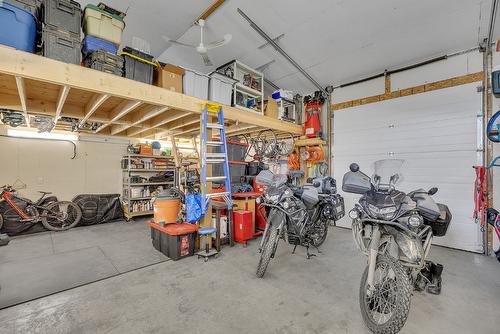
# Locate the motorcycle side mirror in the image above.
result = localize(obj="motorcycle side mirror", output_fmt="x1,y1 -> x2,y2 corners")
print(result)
349,163 -> 359,172
261,163 -> 269,170
428,187 -> 438,196
313,181 -> 321,188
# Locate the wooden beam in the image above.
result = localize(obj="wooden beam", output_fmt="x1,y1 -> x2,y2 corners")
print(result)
331,71 -> 484,111
96,100 -> 142,133
226,124 -> 259,135
154,115 -> 200,139
110,105 -> 169,135
127,110 -> 190,137
79,93 -> 109,127
0,47 -> 302,134
15,76 -> 29,127
54,85 -> 70,125
196,0 -> 225,21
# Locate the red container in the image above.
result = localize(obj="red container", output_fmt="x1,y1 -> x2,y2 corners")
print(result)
233,211 -> 253,244
147,221 -> 198,261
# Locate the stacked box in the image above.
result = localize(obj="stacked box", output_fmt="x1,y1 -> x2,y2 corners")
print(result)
41,0 -> 81,64
83,49 -> 123,76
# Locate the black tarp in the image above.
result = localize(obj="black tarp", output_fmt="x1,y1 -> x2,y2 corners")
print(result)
0,196 -> 57,236
71,194 -> 124,226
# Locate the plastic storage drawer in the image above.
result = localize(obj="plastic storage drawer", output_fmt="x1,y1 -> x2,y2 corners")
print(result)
0,2 -> 37,52
121,47 -> 155,84
183,68 -> 209,99
83,4 -> 124,46
4,0 -> 41,20
42,26 -> 80,64
43,0 -> 81,35
82,35 -> 118,56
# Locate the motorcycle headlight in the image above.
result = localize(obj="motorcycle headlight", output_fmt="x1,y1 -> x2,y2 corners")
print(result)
349,208 -> 360,219
367,204 -> 397,220
408,214 -> 423,228
395,232 -> 423,263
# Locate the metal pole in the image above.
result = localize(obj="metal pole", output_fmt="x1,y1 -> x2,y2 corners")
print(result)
237,8 -> 326,95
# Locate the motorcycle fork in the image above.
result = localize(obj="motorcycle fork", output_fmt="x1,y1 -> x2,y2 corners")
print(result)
366,225 -> 381,293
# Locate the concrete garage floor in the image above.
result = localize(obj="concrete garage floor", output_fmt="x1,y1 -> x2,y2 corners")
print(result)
0,220 -> 168,309
0,226 -> 499,334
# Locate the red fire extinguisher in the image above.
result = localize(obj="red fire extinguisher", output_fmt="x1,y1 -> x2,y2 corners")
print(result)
304,101 -> 322,138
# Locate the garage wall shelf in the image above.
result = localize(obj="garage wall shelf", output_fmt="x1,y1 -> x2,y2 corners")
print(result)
122,154 -> 177,219
0,46 -> 301,140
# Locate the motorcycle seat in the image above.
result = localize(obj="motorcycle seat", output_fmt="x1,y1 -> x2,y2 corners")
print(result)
38,191 -> 52,195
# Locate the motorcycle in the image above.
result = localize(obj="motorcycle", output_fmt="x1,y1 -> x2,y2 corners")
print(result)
342,159 -> 452,334
255,169 -> 345,278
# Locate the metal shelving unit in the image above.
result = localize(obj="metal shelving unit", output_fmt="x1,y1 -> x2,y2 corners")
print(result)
216,60 -> 264,115
122,154 -> 177,219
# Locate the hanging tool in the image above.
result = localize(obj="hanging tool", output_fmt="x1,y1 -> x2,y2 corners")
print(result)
200,103 -> 233,214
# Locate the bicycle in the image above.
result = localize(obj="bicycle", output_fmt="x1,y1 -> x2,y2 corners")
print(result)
237,130 -> 295,160
0,185 -> 82,232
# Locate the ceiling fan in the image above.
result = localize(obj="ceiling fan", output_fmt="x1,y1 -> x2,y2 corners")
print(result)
162,19 -> 232,66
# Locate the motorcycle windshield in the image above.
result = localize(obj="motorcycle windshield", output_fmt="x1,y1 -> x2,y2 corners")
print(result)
373,159 -> 405,190
256,170 -> 287,188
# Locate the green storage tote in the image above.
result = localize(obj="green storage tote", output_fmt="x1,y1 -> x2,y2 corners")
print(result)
83,4 -> 124,46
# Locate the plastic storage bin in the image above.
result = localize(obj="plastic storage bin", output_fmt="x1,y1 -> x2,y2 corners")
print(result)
83,4 -> 124,46
0,2 -> 37,52
82,35 -> 118,56
209,72 -> 237,105
43,0 -> 81,35
84,49 -> 123,68
4,0 -> 41,20
83,59 -> 122,76
148,221 -> 198,261
42,26 -> 80,64
183,68 -> 209,99
121,47 -> 155,84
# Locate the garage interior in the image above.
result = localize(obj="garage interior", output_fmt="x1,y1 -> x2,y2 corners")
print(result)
0,1 -> 500,333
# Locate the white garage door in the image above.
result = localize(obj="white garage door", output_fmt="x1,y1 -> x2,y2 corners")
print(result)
333,83 -> 482,252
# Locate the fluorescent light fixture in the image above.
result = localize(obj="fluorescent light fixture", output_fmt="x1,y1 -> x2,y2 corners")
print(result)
7,129 -> 78,141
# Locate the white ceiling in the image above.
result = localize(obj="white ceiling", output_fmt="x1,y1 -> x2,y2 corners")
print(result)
79,0 -> 497,94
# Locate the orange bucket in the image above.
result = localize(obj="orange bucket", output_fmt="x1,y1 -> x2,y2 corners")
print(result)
153,197 -> 180,224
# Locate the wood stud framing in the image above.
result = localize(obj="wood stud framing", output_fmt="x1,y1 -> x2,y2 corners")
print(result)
331,72 -> 484,111
54,85 -> 70,125
14,76 -> 29,127
79,93 -> 110,127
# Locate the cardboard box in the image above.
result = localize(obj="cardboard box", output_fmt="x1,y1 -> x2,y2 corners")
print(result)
140,144 -> 153,156
265,96 -> 279,119
154,63 -> 184,93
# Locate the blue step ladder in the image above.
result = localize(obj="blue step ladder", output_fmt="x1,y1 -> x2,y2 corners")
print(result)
200,103 -> 233,214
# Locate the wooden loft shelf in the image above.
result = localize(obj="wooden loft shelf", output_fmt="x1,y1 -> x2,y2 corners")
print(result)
294,138 -> 326,147
0,46 -> 302,138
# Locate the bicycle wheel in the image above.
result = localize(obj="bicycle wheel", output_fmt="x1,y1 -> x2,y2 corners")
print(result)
41,201 -> 82,231
279,133 -> 295,156
257,129 -> 278,158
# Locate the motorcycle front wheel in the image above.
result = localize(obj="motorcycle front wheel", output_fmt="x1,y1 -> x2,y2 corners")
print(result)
359,255 -> 411,334
41,201 -> 82,231
311,220 -> 328,247
256,225 -> 279,278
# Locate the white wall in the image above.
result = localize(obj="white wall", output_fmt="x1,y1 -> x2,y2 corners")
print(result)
0,126 -> 129,201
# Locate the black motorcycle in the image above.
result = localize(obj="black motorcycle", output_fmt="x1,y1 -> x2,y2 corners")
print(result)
342,159 -> 452,334
255,170 -> 345,278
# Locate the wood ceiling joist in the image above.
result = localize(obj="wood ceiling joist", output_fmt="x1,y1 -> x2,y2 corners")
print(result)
153,115 -> 200,140
54,85 -> 70,125
79,93 -> 110,127
14,76 -> 29,127
196,0 -> 226,21
95,99 -> 143,133
110,105 -> 170,135
127,110 -> 191,137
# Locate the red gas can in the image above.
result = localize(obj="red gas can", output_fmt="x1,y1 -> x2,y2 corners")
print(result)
233,210 -> 253,245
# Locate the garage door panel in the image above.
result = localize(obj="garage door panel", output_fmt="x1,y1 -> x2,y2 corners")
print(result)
333,83 -> 482,252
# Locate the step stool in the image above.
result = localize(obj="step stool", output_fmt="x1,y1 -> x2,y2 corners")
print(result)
197,227 -> 219,261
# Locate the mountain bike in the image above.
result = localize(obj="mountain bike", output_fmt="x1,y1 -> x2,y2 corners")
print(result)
0,185 -> 82,232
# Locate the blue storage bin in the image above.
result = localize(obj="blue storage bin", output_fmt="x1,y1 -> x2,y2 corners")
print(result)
82,35 -> 118,56
0,2 -> 36,52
